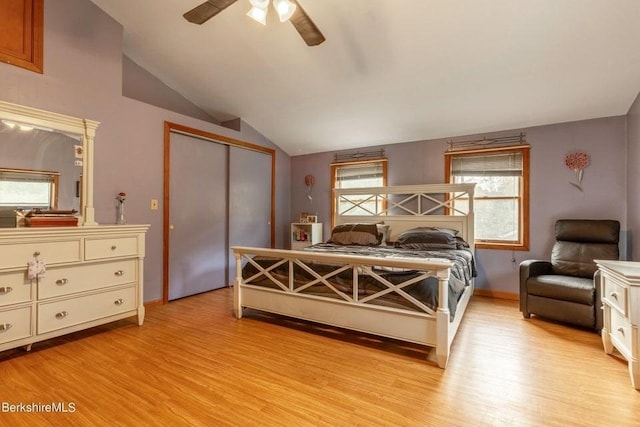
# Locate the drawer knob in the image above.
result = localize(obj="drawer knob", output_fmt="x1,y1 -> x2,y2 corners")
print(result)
56,278 -> 69,286
114,270 -> 125,277
114,298 -> 124,306
111,245 -> 117,251
0,323 -> 12,332
55,311 -> 68,319
610,292 -> 619,299
0,286 -> 13,294
617,327 -> 625,335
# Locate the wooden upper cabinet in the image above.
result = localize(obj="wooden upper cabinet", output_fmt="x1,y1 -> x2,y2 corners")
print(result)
0,0 -> 43,73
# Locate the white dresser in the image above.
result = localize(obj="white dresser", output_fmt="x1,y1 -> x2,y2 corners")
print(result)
596,259 -> 640,389
0,225 -> 148,353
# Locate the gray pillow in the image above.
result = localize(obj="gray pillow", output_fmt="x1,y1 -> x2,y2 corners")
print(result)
329,223 -> 381,246
394,227 -> 457,250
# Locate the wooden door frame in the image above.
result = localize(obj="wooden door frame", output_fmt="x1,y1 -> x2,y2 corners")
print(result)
163,121 -> 276,304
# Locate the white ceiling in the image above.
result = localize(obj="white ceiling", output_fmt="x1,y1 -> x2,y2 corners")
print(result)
90,0 -> 640,156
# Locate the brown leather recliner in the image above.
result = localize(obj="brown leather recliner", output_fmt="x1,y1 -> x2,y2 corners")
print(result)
520,219 -> 620,330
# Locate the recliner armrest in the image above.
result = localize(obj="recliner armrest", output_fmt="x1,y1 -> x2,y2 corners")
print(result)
519,260 -> 553,315
519,259 -> 553,281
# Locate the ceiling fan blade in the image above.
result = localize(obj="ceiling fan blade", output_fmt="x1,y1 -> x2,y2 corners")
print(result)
183,0 -> 238,25
290,1 -> 326,46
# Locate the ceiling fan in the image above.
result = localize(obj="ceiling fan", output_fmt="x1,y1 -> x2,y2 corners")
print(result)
183,0 -> 326,46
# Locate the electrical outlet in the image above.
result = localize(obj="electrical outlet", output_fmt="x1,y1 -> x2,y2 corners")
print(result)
151,199 -> 159,210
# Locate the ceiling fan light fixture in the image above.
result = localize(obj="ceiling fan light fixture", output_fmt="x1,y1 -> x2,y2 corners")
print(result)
273,0 -> 296,22
247,4 -> 268,25
1,119 -> 16,129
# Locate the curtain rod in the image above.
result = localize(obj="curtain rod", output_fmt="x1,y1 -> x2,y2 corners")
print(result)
446,133 -> 527,152
333,149 -> 386,163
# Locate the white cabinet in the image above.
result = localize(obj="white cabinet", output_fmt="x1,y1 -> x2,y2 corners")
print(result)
0,225 -> 148,353
291,223 -> 323,250
596,259 -> 640,389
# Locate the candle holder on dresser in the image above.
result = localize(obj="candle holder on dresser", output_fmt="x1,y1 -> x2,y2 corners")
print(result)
115,192 -> 126,224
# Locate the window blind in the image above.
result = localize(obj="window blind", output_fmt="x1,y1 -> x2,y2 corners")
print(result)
335,162 -> 384,182
0,169 -> 58,183
450,152 -> 523,177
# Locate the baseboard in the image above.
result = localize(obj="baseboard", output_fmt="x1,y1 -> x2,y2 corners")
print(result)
473,289 -> 519,301
144,299 -> 164,308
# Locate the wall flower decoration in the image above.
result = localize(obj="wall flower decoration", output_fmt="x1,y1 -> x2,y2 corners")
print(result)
565,151 -> 590,192
304,174 -> 315,205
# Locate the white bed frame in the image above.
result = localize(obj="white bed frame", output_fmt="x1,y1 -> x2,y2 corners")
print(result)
232,183 -> 475,368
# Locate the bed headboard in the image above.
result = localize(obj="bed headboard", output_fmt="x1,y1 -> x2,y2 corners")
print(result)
333,183 -> 476,249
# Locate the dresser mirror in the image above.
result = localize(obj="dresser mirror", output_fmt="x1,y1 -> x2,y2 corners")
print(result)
0,100 -> 99,226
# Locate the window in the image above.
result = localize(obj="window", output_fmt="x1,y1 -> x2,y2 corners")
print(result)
445,146 -> 530,250
0,168 -> 58,209
331,159 -> 387,225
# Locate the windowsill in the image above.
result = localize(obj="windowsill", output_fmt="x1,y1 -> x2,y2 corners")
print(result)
475,242 -> 529,251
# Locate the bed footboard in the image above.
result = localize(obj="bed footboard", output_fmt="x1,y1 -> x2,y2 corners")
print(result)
232,246 -> 471,368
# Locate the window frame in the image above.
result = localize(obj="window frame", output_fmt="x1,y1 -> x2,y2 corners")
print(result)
330,158 -> 388,227
445,145 -> 530,251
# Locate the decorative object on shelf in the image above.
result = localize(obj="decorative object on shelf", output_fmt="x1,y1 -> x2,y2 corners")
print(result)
115,192 -> 126,225
565,151 -> 590,192
299,212 -> 308,223
304,174 -> 315,206
24,209 -> 79,227
307,215 -> 318,223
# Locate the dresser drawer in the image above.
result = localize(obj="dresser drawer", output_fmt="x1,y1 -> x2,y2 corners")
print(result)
602,274 -> 627,316
0,240 -> 81,269
37,285 -> 137,334
0,271 -> 32,306
38,260 -> 137,299
0,306 -> 32,345
85,237 -> 138,260
610,307 -> 633,358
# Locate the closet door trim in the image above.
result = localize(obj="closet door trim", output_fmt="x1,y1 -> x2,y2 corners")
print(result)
162,121 -> 276,304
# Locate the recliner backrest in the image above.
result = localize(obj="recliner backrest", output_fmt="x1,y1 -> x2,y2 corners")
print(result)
551,219 -> 620,278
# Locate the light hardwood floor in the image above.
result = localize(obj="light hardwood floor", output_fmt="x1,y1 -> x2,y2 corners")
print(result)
1,289 -> 639,426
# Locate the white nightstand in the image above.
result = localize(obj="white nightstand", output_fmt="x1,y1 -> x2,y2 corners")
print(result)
291,223 -> 323,250
596,259 -> 640,389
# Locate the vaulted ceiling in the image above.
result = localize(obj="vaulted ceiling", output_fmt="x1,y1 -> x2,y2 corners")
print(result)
90,0 -> 640,155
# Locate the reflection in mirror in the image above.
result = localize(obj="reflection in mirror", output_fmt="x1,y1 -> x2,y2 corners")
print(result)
0,120 -> 82,212
0,100 -> 99,226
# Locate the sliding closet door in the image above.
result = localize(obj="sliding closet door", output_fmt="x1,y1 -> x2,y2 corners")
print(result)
228,146 -> 272,282
168,132 -> 228,300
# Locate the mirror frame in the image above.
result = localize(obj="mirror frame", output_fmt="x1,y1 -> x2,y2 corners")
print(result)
0,100 -> 99,226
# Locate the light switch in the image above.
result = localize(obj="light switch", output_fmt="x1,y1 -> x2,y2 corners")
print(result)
151,199 -> 159,210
